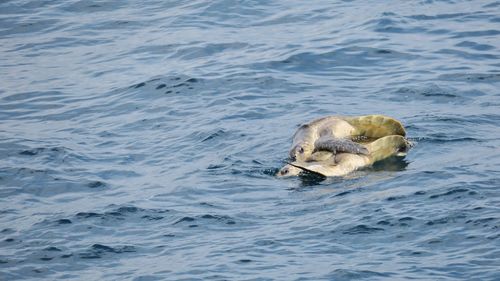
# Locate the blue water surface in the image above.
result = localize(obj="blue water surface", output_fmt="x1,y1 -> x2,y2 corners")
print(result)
1,0 -> 500,280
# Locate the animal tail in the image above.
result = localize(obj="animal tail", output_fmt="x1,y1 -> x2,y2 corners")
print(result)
365,135 -> 410,163
341,115 -> 406,138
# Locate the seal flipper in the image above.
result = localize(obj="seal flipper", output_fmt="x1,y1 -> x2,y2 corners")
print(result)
314,137 -> 369,155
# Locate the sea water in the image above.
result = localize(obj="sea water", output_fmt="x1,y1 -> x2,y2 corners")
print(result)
1,1 -> 499,280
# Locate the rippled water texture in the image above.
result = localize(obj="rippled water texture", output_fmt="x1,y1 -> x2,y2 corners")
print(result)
1,1 -> 500,280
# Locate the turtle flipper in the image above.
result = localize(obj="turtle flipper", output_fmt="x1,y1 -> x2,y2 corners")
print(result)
314,137 -> 369,155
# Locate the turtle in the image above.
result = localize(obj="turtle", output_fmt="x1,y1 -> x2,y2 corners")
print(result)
289,115 -> 406,162
278,135 -> 411,177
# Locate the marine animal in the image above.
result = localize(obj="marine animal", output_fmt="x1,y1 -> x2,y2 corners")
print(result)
289,115 -> 406,162
278,135 -> 410,177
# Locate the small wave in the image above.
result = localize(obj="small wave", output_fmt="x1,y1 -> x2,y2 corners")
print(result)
173,214 -> 236,226
426,213 -> 467,226
62,206 -> 171,226
342,224 -> 384,235
455,41 -> 495,51
371,17 -> 427,34
389,84 -> 475,104
438,73 -> 500,83
407,13 -> 469,21
255,47 -> 419,73
328,269 -> 394,280
79,244 -> 136,259
428,187 -> 471,199
450,29 -> 500,38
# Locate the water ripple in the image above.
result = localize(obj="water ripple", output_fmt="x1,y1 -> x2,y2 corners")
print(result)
1,0 -> 500,280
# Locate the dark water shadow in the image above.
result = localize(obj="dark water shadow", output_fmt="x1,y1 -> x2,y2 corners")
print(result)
370,156 -> 410,172
297,172 -> 327,187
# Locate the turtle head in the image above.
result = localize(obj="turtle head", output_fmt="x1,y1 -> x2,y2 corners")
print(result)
277,164 -> 303,177
289,142 -> 313,161
396,138 -> 413,156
